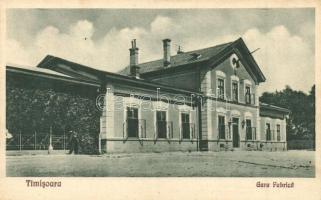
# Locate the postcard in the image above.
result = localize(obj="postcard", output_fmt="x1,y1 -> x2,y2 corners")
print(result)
0,0 -> 320,199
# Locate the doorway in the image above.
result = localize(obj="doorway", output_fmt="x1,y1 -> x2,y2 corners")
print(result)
232,118 -> 239,148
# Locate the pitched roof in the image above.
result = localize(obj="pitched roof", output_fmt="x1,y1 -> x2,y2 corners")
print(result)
36,55 -> 202,96
6,65 -> 100,87
119,38 -> 266,83
260,102 -> 290,114
6,63 -> 71,78
119,41 -> 232,75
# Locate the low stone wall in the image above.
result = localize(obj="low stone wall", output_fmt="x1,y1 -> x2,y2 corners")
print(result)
240,141 -> 261,150
240,141 -> 286,151
207,140 -> 286,152
260,141 -> 287,151
101,139 -> 287,153
207,140 -> 233,151
105,139 -> 198,153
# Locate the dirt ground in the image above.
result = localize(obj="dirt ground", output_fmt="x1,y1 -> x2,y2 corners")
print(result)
6,150 -> 315,177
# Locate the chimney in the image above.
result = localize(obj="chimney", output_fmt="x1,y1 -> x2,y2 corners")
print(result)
129,39 -> 140,79
177,45 -> 184,54
162,38 -> 171,67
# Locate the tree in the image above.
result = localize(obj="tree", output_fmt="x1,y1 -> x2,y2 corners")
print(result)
6,85 -> 101,154
260,85 -> 315,144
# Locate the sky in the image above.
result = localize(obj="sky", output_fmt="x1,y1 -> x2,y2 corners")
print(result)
6,9 -> 315,94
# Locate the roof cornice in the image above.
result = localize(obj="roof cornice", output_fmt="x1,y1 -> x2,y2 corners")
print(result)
6,65 -> 100,87
36,55 -> 202,96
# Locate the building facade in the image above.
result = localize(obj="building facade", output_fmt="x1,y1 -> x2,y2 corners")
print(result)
9,37 -> 289,153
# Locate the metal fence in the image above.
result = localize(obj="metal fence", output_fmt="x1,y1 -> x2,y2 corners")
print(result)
6,132 -> 68,151
288,139 -> 315,150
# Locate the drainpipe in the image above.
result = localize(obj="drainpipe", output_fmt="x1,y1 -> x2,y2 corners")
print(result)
197,95 -> 203,151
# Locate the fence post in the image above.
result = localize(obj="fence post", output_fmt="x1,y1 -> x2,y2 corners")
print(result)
19,130 -> 22,151
63,128 -> 65,151
48,126 -> 53,154
98,133 -> 101,154
34,131 -> 37,150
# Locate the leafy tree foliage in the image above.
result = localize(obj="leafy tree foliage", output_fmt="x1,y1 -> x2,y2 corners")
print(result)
6,85 -> 101,154
260,85 -> 315,145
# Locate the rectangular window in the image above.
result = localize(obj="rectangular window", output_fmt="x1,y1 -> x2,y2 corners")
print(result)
246,119 -> 252,140
277,124 -> 281,141
181,113 -> 190,139
266,123 -> 271,141
218,78 -> 225,100
127,107 -> 139,138
245,86 -> 251,104
156,111 -> 167,138
218,116 -> 225,139
232,82 -> 238,102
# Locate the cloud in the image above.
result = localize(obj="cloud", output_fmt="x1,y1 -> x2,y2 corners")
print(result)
6,16 -> 314,93
69,20 -> 94,39
242,25 -> 314,94
150,16 -> 175,36
6,38 -> 32,66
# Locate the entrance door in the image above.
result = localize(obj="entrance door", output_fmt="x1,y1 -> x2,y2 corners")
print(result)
156,111 -> 167,138
127,107 -> 138,137
232,118 -> 239,148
